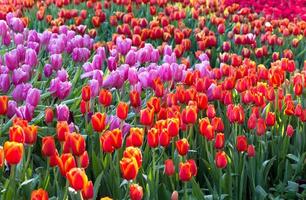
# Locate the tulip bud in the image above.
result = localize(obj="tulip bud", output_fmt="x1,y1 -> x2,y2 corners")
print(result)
41,136 -> 56,157
164,159 -> 175,176
67,167 -> 88,191
247,145 -> 255,157
215,151 -> 227,168
236,135 -> 248,152
176,138 -> 189,156
129,184 -> 143,200
45,107 -> 54,123
286,124 -> 294,137
31,189 -> 49,200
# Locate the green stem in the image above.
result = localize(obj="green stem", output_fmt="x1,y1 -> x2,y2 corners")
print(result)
184,182 -> 188,200
22,145 -> 32,180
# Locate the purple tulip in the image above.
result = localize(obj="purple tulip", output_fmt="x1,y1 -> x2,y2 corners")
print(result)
40,30 -> 51,45
128,67 -> 139,85
195,61 -> 212,78
92,55 -> 102,70
0,20 -> 8,36
44,64 -> 53,77
137,48 -> 150,64
57,69 -> 69,82
125,50 -> 137,66
0,74 -> 10,93
82,62 -> 93,73
16,45 -> 26,63
163,53 -> 176,64
92,70 -> 103,86
25,48 -> 37,67
107,57 -> 117,71
151,49 -> 160,63
198,53 -> 209,62
116,37 -> 132,55
159,63 -> 172,82
89,79 -> 99,97
163,45 -> 172,56
7,100 -> 17,118
4,50 -> 18,70
27,41 -> 40,54
96,47 -> 106,61
49,54 -> 62,70
56,104 -> 70,121
171,63 -> 184,82
138,71 -> 149,88
72,47 -> 90,62
49,78 -> 72,100
26,88 -> 41,107
14,33 -> 24,45
28,30 -> 40,43
16,104 -> 35,121
12,68 -> 28,85
9,17 -> 24,33
2,32 -> 11,46
12,83 -> 32,102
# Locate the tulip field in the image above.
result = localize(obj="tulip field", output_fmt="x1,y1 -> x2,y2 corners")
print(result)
0,0 -> 306,199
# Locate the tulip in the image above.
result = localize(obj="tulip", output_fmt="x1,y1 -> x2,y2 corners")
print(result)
215,151 -> 227,168
123,147 -> 142,168
199,118 -> 214,141
41,136 -> 56,157
99,89 -> 112,107
4,141 -> 23,165
80,151 -> 89,169
0,146 -> 3,168
182,105 -> 197,124
128,128 -> 144,147
91,112 -> 106,132
247,145 -> 255,157
82,181 -> 94,200
179,160 -> 197,182
25,48 -> 37,67
67,167 -> 88,191
100,131 -> 115,153
30,189 -> 49,200
286,124 -> 294,137
24,125 -> 38,145
45,107 -> 54,123
116,102 -> 128,120
68,133 -> 86,156
129,184 -> 143,200
167,118 -> 180,137
56,104 -> 70,121
215,133 -> 225,149
82,85 -> 91,102
57,153 -> 77,177
159,128 -> 170,147
50,54 -> 62,70
266,112 -> 275,126
256,118 -> 266,136
236,135 -> 248,152
176,138 -> 189,156
140,108 -> 154,126
130,90 -> 141,108
206,104 -> 216,119
9,125 -> 25,143
120,157 -> 139,180
0,96 -> 8,115
56,121 -> 70,142
197,93 -> 208,110
147,128 -> 159,148
164,159 -> 175,176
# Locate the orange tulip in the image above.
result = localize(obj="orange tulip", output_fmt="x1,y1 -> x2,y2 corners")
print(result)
176,138 -> 189,156
100,131 -> 115,153
128,128 -> 144,147
197,93 -> 208,110
123,147 -> 142,168
68,133 -> 86,156
214,133 -> 225,149
130,90 -> 141,108
99,89 -> 112,107
120,157 -> 139,180
199,118 -> 214,141
110,129 -> 123,149
179,159 -> 197,182
140,108 -> 154,126
57,153 -> 76,177
41,136 -> 56,157
0,96 -> 8,115
56,121 -> 70,142
67,167 -> 88,191
91,112 -> 106,132
117,102 -> 129,120
31,188 -> 49,200
147,97 -> 161,113
24,125 -> 38,145
9,125 -> 25,143
81,85 -> 91,102
129,184 -> 143,200
4,141 -> 23,165
44,107 -> 54,123
82,181 -> 94,200
0,146 -> 4,168
159,128 -> 170,147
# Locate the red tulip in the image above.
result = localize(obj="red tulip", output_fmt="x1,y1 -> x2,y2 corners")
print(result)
0,96 -> 8,115
99,89 -> 112,107
9,125 -> 25,143
164,159 -> 175,176
286,124 -> 294,137
117,102 -> 129,120
67,167 -> 88,191
81,85 -> 91,102
236,135 -> 248,152
147,128 -> 159,148
56,121 -> 70,142
129,184 -> 143,200
140,108 -> 154,126
31,189 -> 49,200
41,136 -> 56,157
68,133 -> 86,156
24,125 -> 38,145
82,181 -> 94,200
45,107 -> 54,123
266,112 -> 275,126
214,133 -> 225,149
91,112 -> 106,132
215,151 -> 227,169
176,138 -> 189,156
247,145 -> 255,157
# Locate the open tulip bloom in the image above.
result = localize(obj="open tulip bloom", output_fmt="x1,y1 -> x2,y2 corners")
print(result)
0,0 -> 305,200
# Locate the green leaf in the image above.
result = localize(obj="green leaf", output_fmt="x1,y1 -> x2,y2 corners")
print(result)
286,181 -> 299,192
255,185 -> 268,199
93,172 -> 103,200
286,154 -> 299,163
191,178 -> 204,199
